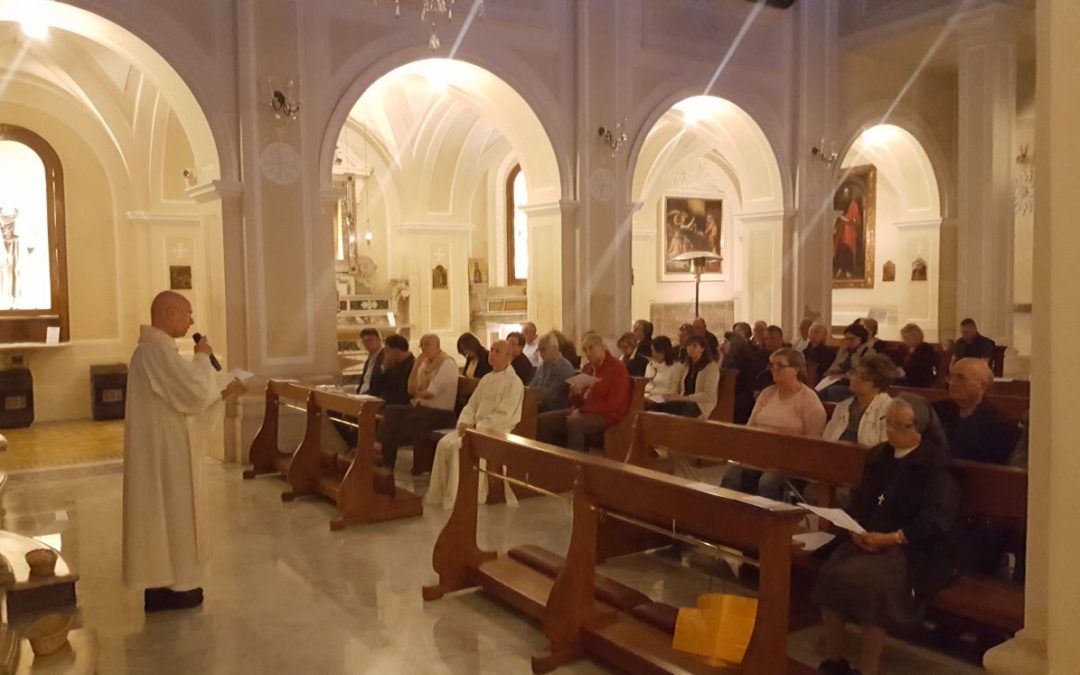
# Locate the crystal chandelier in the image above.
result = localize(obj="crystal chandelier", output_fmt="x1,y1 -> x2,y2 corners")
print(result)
376,0 -> 485,50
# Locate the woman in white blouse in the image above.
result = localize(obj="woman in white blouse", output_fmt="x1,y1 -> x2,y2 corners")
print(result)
644,336 -> 685,399
822,353 -> 896,446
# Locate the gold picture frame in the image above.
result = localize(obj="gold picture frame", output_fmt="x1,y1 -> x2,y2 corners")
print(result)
832,164 -> 876,289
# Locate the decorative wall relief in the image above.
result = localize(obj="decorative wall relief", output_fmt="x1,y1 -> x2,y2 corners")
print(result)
882,260 -> 896,282
468,258 -> 487,285
661,195 -> 723,280
832,164 -> 876,289
1014,147 -> 1034,216
911,257 -> 928,282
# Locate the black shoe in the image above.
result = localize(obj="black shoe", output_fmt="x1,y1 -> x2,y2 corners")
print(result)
144,587 -> 204,612
818,659 -> 858,675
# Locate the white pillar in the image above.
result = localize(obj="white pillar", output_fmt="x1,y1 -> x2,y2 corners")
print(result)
983,1 -> 1080,672
788,0 -> 839,333
522,200 -> 568,335
572,0 -> 633,340
955,3 -> 1017,345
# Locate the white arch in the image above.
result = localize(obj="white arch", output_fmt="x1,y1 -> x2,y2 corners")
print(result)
327,58 -> 561,207
0,0 -> 220,181
630,95 -> 787,326
832,123 -> 943,340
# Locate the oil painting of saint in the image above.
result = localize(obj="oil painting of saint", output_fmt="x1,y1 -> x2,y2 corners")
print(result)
662,196 -> 723,280
831,164 -> 876,289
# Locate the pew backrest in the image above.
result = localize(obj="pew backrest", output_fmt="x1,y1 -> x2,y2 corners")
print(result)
708,368 -> 738,423
889,386 -> 1028,424
601,377 -> 647,460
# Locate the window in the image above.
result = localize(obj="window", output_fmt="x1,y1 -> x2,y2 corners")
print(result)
506,164 -> 528,285
0,125 -> 69,342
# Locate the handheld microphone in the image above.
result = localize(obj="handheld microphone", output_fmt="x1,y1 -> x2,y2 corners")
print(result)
192,333 -> 222,371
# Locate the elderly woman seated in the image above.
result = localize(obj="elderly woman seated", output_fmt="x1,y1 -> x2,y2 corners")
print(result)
802,322 -> 834,384
721,348 -> 826,500
822,354 -> 897,447
814,395 -> 957,675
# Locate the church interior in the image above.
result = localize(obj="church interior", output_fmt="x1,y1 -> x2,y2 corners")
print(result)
0,0 -> 1075,672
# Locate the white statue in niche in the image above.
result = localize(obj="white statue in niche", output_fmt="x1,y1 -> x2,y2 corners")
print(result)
0,206 -> 47,310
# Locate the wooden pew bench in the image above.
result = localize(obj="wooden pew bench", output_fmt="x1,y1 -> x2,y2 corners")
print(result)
244,380 -> 423,530
889,385 -> 1028,424
422,429 -> 809,674
244,380 -> 317,479
621,413 -> 1027,640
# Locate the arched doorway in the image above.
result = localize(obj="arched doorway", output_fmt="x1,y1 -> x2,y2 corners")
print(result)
630,95 -> 785,338
322,58 -> 562,358
0,2 -> 226,425
831,123 -> 942,340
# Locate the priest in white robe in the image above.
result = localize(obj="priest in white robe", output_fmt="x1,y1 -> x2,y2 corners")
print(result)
426,340 -> 523,510
122,291 -> 244,612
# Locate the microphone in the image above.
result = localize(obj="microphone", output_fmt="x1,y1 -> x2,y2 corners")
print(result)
192,333 -> 222,371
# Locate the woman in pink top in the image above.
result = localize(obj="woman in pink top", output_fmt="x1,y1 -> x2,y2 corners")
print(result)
721,348 -> 827,501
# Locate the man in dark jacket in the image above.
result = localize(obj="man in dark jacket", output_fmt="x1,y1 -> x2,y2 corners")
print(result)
932,358 -> 1019,465
369,334 -> 415,405
506,331 -> 536,384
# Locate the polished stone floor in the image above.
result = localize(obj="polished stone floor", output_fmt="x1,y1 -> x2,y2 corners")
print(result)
1,456 -> 984,674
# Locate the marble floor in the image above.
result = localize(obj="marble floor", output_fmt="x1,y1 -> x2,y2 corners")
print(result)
0,456 -> 985,674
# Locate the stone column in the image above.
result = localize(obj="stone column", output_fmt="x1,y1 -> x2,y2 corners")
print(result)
984,1 -> 1080,672
572,0 -> 634,340
522,200 -> 566,334
788,0 -> 839,333
955,4 -> 1017,345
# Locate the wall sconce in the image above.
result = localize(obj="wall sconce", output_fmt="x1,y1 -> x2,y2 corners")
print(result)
270,82 -> 300,120
598,119 -> 628,155
811,139 -> 838,164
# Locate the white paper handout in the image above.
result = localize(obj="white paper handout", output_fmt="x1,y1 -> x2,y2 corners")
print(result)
647,394 -> 665,404
814,374 -> 843,392
565,372 -> 600,388
218,369 -> 255,388
792,531 -> 836,552
797,503 -> 866,534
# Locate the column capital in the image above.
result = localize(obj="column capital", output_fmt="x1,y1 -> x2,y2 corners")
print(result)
983,629 -> 1048,675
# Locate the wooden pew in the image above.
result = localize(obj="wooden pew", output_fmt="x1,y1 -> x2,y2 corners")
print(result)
623,413 -> 1027,640
280,388 -> 423,530
879,340 -> 1008,381
707,368 -> 738,423
243,380 -> 314,479
599,377 -> 647,460
422,429 -> 807,674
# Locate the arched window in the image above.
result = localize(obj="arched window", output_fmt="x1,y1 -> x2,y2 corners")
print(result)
506,164 -> 528,285
0,125 -> 69,342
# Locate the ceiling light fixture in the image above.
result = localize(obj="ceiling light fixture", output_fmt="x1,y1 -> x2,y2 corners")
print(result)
375,0 -> 486,50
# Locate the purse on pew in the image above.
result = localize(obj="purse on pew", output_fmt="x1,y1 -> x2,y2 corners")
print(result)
673,593 -> 758,667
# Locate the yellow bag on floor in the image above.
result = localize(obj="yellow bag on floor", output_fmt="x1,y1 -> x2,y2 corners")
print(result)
672,593 -> 758,666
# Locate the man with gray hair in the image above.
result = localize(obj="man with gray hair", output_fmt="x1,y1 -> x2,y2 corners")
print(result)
521,322 -> 541,368
529,332 -> 576,411
537,332 -> 630,451
932,358 -> 1020,465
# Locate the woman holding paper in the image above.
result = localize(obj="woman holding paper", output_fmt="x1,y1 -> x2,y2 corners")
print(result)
813,395 -> 957,675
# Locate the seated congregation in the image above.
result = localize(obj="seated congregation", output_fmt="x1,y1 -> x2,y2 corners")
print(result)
247,313 -> 1028,675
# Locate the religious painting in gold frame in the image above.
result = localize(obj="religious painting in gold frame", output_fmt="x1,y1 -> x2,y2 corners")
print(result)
661,196 -> 723,281
831,164 -> 876,289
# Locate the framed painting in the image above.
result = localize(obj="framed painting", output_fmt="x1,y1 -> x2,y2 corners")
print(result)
832,164 -> 876,289
660,196 -> 724,281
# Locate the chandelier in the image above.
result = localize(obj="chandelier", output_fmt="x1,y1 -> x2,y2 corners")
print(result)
376,0 -> 486,50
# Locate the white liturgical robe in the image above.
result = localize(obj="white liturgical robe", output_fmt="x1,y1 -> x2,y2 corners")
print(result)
122,325 -> 223,590
426,366 -> 524,510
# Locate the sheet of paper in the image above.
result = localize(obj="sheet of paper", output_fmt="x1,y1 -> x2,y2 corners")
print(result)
797,503 -> 866,534
792,531 -> 836,552
565,372 -> 600,388
814,374 -> 843,392
45,326 -> 60,344
647,394 -> 665,404
739,495 -> 802,511
218,369 -> 255,388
